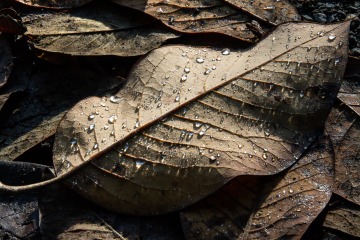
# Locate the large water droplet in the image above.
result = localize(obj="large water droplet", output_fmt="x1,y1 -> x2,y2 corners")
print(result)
263,5 -> 275,10
88,114 -> 95,120
175,96 -> 180,102
89,124 -> 95,131
186,132 -> 193,141
221,48 -> 230,55
180,74 -> 187,82
108,115 -> 117,124
196,57 -> 204,63
204,69 -> 211,75
93,143 -> 98,149
184,67 -> 190,73
110,95 -> 121,103
328,34 -> 336,41
179,130 -> 186,142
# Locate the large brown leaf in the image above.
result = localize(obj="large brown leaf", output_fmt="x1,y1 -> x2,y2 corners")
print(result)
323,200 -> 360,238
23,2 -> 179,57
0,65 -> 122,161
0,36 -> 13,88
325,80 -> 360,205
50,22 -> 349,215
111,0 -> 275,42
15,0 -> 94,9
180,137 -> 334,239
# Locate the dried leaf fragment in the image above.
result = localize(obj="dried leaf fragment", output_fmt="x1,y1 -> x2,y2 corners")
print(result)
326,100 -> 360,205
53,22 -> 349,215
0,8 -> 26,34
23,2 -> 179,57
112,0 -> 270,42
323,201 -> 360,238
180,137 -> 334,240
15,0 -> 94,9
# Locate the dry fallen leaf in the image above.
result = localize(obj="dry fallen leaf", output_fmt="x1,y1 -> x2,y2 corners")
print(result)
22,2 -> 179,57
15,0 -> 94,9
112,0 -> 277,42
0,35 -> 13,88
0,161 -> 53,239
323,200 -> 360,238
325,80 -> 360,205
0,65 -> 122,161
51,22 -> 349,215
180,137 -> 334,239
0,8 -> 26,34
39,184 -> 184,240
224,0 -> 300,25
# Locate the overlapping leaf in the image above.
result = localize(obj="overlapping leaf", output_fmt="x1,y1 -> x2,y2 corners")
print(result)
112,0 -> 280,42
15,0 -> 94,9
52,22 -> 349,215
323,200 -> 360,238
39,185 -> 184,240
0,8 -> 26,34
0,65 -> 122,161
0,161 -> 53,239
325,79 -> 360,205
0,36 -> 13,88
180,137 -> 334,239
224,0 -> 300,24
22,2 -> 179,57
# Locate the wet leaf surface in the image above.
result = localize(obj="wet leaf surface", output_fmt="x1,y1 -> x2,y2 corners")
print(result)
15,0 -> 94,9
22,2 -> 179,57
0,35 -> 13,88
224,0 -> 300,25
325,100 -> 360,205
323,199 -> 360,238
0,64 -> 123,161
180,137 -> 334,240
111,0 -> 272,42
53,22 -> 349,215
39,184 -> 184,240
0,161 -> 53,239
0,8 -> 26,34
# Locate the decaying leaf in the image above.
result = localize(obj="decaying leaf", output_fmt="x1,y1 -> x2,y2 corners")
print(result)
0,8 -> 26,34
22,2 -> 179,57
15,0 -> 94,9
224,0 -> 300,25
0,35 -> 13,88
52,22 -> 349,215
0,161 -> 53,239
39,184 -> 184,240
0,65 -> 123,161
325,79 -> 360,205
323,200 -> 360,238
112,0 -> 275,42
337,61 -> 360,115
180,137 -> 334,239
